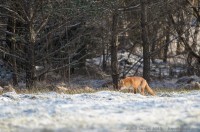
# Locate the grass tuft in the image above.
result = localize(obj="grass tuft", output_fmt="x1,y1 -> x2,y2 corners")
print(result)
1,81 -> 200,95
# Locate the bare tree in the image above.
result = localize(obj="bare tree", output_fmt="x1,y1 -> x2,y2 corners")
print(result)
140,0 -> 150,82
0,0 -> 95,88
110,11 -> 119,90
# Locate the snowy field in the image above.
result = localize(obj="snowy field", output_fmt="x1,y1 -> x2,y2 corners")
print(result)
0,91 -> 200,132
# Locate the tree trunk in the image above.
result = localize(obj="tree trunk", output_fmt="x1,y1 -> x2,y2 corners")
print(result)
176,38 -> 182,54
6,17 -> 18,86
25,35 -> 35,89
163,26 -> 170,63
150,27 -> 158,64
25,51 -> 35,88
25,4 -> 36,89
140,0 -> 150,82
110,11 -> 119,90
192,24 -> 199,52
163,0 -> 170,63
102,35 -> 107,71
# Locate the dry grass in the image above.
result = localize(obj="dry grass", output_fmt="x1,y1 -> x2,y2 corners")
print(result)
153,86 -> 200,94
9,81 -> 114,95
14,87 -> 114,95
1,81 -> 200,95
114,85 -> 200,95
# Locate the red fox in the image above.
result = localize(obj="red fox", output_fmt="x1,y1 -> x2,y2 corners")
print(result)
119,76 -> 155,96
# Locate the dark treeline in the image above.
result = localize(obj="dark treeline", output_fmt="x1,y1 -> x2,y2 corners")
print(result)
0,0 -> 199,89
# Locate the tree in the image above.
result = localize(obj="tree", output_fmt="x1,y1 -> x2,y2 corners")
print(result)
110,11 -> 119,90
140,0 -> 150,82
0,0 -> 95,88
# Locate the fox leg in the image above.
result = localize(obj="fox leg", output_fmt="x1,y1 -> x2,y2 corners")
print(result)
134,88 -> 137,94
140,80 -> 147,95
141,88 -> 145,96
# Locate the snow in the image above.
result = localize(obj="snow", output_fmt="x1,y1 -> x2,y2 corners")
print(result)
0,91 -> 200,132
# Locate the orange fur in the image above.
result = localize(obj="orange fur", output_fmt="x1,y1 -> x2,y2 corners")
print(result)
119,76 -> 155,96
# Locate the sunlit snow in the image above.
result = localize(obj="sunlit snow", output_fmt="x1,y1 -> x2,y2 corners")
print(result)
0,91 -> 200,132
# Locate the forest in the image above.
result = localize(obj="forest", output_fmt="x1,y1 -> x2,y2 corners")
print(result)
0,0 -> 199,90
0,0 -> 200,132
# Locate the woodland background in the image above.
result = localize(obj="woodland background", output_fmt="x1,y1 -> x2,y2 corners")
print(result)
0,0 -> 200,90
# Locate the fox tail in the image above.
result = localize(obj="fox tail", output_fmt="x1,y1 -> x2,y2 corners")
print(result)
145,82 -> 155,96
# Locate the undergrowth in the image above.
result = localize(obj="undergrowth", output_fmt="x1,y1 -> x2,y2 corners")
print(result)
1,83 -> 200,95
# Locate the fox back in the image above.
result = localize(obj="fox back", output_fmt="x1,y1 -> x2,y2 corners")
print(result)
119,76 -> 155,96
119,76 -> 144,89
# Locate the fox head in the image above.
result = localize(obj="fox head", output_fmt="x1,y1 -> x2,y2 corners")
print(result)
118,80 -> 126,90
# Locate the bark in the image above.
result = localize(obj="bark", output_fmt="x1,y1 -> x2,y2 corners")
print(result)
150,27 -> 158,64
25,28 -> 36,89
25,56 -> 35,89
25,2 -> 36,89
110,11 -> 119,90
163,26 -> 170,63
102,35 -> 107,71
176,38 -> 182,54
140,0 -> 150,82
6,17 -> 18,86
192,24 -> 199,51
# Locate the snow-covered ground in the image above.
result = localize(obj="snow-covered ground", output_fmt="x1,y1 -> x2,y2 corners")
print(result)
0,91 -> 200,132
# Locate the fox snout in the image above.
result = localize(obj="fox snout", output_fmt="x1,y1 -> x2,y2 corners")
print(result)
119,86 -> 127,90
118,80 -> 126,90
